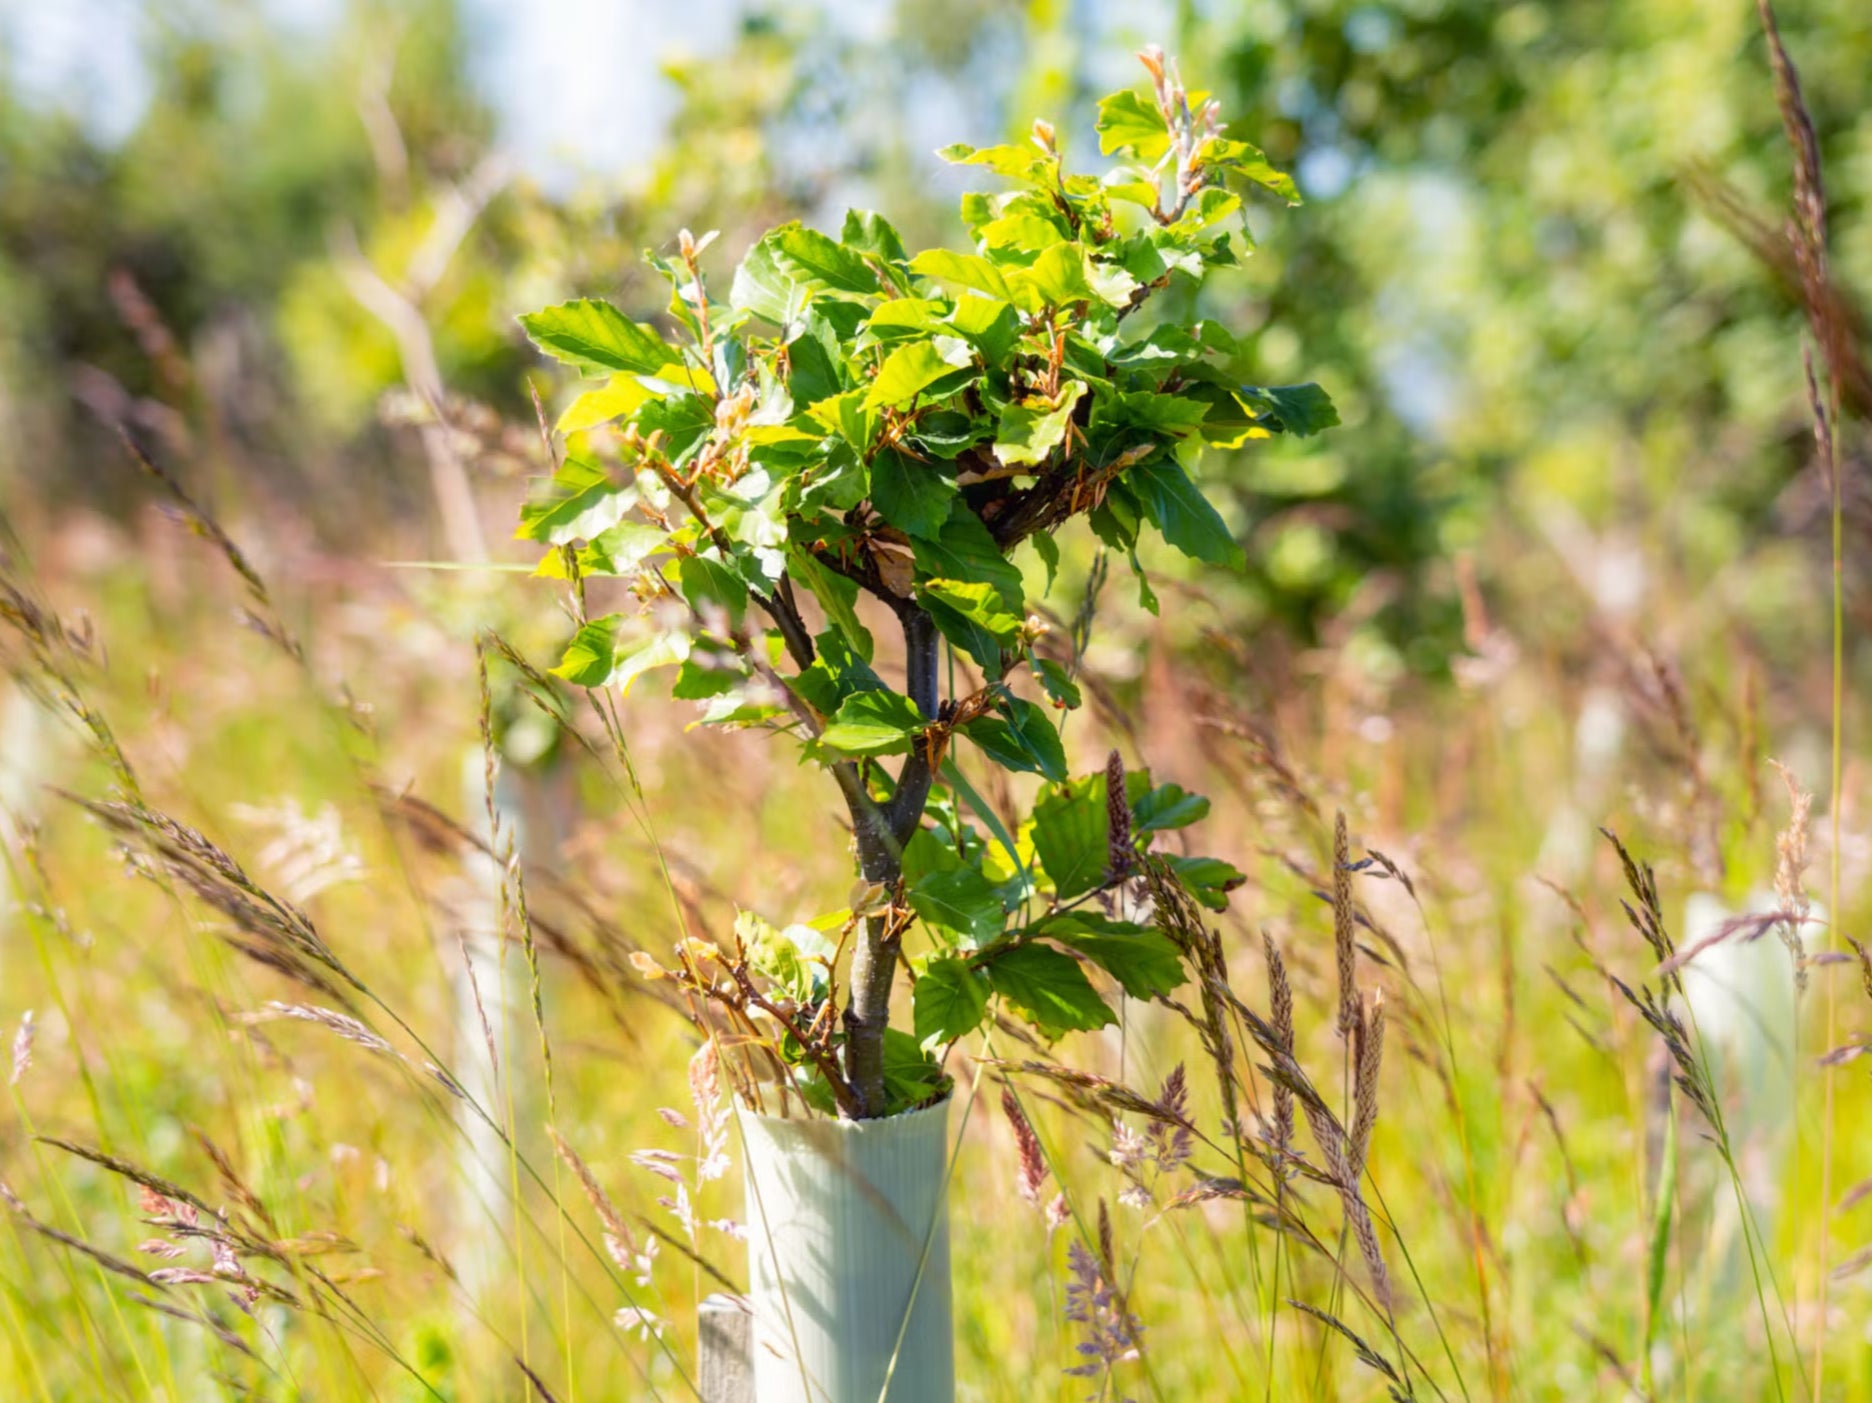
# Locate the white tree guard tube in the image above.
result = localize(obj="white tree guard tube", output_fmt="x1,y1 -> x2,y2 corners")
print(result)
740,1099 -> 954,1403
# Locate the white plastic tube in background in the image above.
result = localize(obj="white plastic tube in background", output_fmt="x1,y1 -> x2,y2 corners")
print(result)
740,1099 -> 954,1403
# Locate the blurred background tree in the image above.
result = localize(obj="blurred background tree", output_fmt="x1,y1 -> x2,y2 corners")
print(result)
0,0 -> 1864,666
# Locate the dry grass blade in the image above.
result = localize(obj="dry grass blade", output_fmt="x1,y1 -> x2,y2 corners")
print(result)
1656,910 -> 1802,979
116,430 -> 272,609
1001,1088 -> 1050,1209
1104,749 -> 1134,881
1007,1061 -> 1204,1145
1264,933 -> 1296,1166
126,1293 -> 261,1362
36,1137 -> 215,1218
238,1002 -> 397,1058
1334,812 -> 1358,1036
67,792 -> 356,1002
190,1127 -> 275,1235
9,1010 -> 34,1086
548,1126 -> 635,1257
1350,990 -> 1385,1178
1286,1299 -> 1410,1396
1828,1246 -> 1872,1282
514,1358 -> 564,1403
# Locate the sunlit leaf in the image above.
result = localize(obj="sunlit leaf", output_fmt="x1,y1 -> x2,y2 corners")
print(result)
994,383 -> 1085,467
1165,854 -> 1248,912
520,299 -> 677,377
864,337 -> 974,410
1241,383 -> 1339,438
1095,89 -> 1171,162
553,618 -> 690,693
818,689 -> 928,757
517,452 -> 633,544
908,249 -> 1012,301
556,375 -> 654,434
773,223 -> 878,295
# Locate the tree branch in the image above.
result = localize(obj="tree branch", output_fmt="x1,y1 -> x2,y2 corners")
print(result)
839,603 -> 942,1116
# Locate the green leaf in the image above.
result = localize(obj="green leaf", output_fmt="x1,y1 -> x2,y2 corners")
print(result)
869,449 -> 958,538
861,299 -> 950,341
676,555 -> 748,628
576,520 -> 666,577
908,249 -> 1012,301
1029,530 -> 1060,591
1097,390 -> 1212,437
910,410 -> 988,460
864,338 -> 973,410
917,580 -> 1023,647
1165,854 -> 1248,912
805,390 -> 879,460
962,697 -> 1067,782
1031,775 -> 1109,900
983,943 -> 1115,1037
552,618 -> 690,693
937,142 -> 1050,184
1192,135 -> 1300,204
882,1028 -> 950,1112
916,502 -> 1024,612
670,651 -> 744,701
520,299 -> 677,377
908,867 -> 1006,944
840,209 -> 908,264
940,758 -> 1033,889
732,233 -> 811,327
914,957 -> 991,1047
741,913 -> 826,1003
787,548 -> 873,661
818,689 -> 928,758
1033,658 -> 1082,711
1242,383 -> 1339,438
1130,549 -> 1159,615
1038,914 -> 1187,1000
903,825 -> 964,884
788,629 -> 884,717
773,223 -> 879,295
979,210 -> 1070,255
945,296 -> 1021,366
994,383 -> 1085,467
636,392 -> 718,467
1010,242 -> 1097,311
1133,782 -> 1209,833
920,596 -> 1007,678
1096,89 -> 1171,162
785,331 -> 843,407
517,452 -> 633,544
1129,455 -> 1244,568
556,375 -> 654,434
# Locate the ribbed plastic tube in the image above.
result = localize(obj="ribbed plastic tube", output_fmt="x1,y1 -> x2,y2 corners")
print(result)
739,1099 -> 954,1403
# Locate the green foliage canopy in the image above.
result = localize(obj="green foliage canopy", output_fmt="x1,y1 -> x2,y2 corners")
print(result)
518,52 -> 1331,1117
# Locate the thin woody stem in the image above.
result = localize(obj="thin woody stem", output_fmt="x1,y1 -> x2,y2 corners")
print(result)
841,604 -> 942,1116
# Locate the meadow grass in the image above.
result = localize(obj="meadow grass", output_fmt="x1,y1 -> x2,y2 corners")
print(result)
0,452 -> 1863,1401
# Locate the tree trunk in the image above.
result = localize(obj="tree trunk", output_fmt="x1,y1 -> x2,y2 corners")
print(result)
842,606 -> 941,1118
